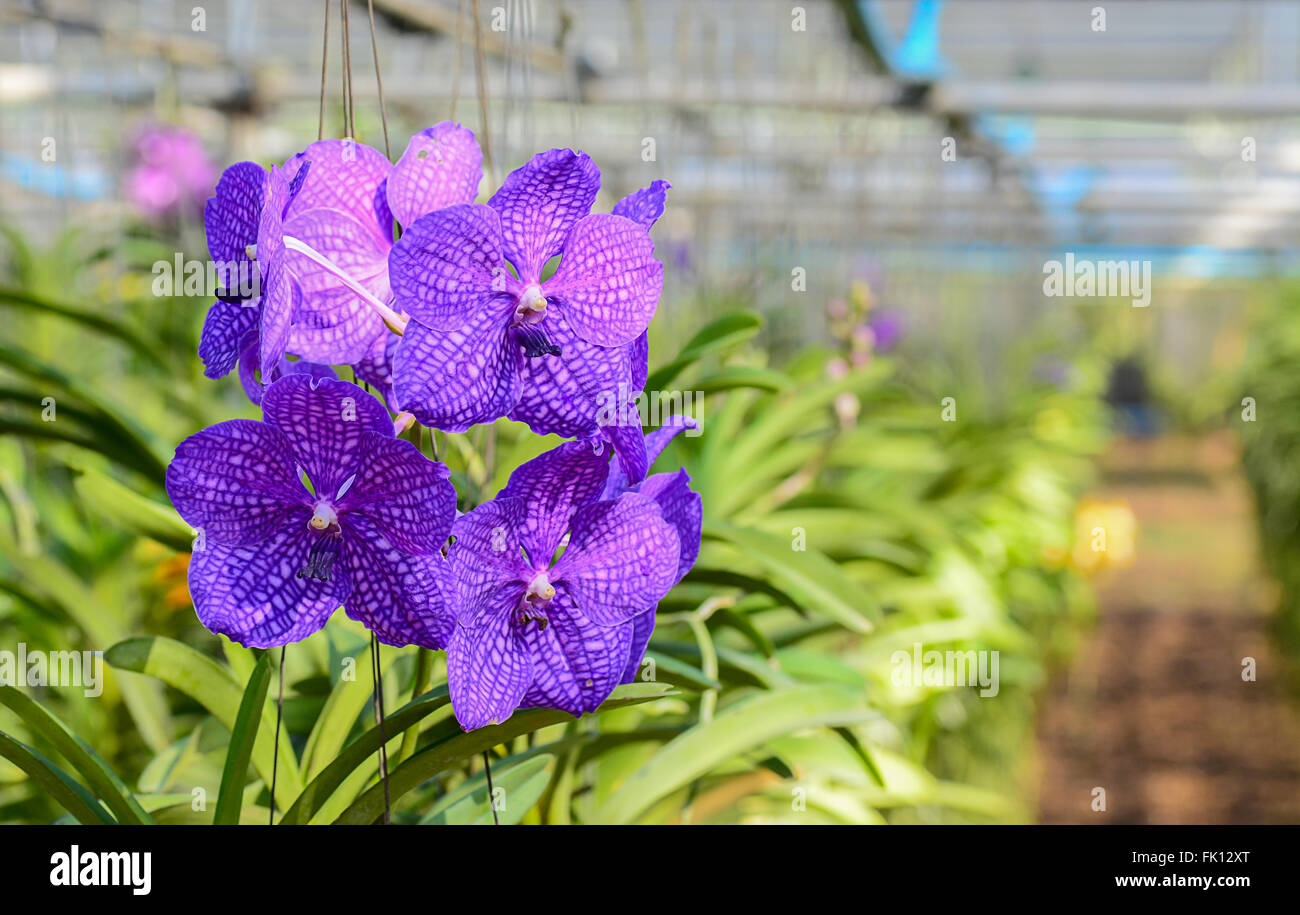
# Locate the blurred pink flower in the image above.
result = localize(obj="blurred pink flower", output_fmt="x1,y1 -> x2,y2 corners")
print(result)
123,124 -> 217,222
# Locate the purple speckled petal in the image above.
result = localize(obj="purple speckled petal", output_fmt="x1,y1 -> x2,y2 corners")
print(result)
447,612 -> 532,730
387,122 -> 483,228
285,139 -> 394,242
256,167 -> 299,373
242,346 -> 339,405
281,207 -> 390,364
237,328 -> 264,404
204,161 -> 267,267
510,307 -> 641,439
629,331 -> 649,392
260,374 -> 393,497
619,609 -> 656,684
611,180 -> 670,230
339,432 -> 455,554
188,517 -> 346,648
448,497 -> 531,626
638,469 -> 701,585
392,303 -> 521,432
603,419 -> 648,487
552,492 -> 680,627
198,300 -> 259,379
600,415 -> 697,499
389,203 -> 508,331
257,249 -> 299,375
544,214 -> 663,347
521,583 -> 633,716
498,440 -> 609,564
488,148 -> 600,281
342,517 -> 456,649
165,419 -> 306,544
352,331 -> 401,411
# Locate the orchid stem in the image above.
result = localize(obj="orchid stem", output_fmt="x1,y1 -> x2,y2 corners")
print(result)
369,633 -> 392,825
482,750 -> 500,826
270,645 -> 285,825
282,234 -> 407,334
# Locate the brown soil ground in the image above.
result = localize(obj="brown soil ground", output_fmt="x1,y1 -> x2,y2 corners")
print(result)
1035,433 -> 1300,824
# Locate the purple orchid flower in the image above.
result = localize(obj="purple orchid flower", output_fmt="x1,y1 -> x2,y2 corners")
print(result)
165,373 -> 457,649
445,440 -> 682,730
388,149 -> 665,444
198,123 -> 482,403
507,180 -> 670,485
598,415 -> 702,684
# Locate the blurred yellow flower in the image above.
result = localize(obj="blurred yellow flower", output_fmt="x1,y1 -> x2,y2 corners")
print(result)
1071,498 -> 1137,573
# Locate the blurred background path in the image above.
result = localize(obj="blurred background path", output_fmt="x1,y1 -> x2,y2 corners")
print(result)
1036,434 -> 1300,824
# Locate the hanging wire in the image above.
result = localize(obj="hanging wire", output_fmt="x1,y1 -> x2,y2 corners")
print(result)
269,646 -> 286,824
366,0 -> 391,158
341,0 -> 355,138
471,0 -> 496,180
370,633 -> 392,824
450,0 -> 465,120
482,750 -> 500,825
318,0 -> 331,140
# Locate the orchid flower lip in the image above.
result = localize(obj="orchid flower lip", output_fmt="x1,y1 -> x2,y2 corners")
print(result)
308,500 -> 339,531
525,569 -> 556,603
513,282 -> 548,325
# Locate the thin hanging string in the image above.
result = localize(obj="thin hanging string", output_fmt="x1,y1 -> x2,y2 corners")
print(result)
318,0 -> 331,141
270,646 -> 285,824
450,0 -> 465,120
366,0 -> 391,158
471,0 -> 495,180
342,0 -> 358,138
482,750 -> 500,825
501,1 -> 535,171
370,632 -> 392,824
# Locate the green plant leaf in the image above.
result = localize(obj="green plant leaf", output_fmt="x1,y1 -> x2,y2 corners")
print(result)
71,464 -> 193,552
105,636 -> 302,809
0,685 -> 152,825
280,685 -> 455,825
420,753 -> 555,825
0,730 -> 115,824
695,367 -> 792,395
639,651 -> 721,691
333,683 -> 678,824
214,654 -> 271,825
0,287 -> 165,367
645,311 -> 763,391
596,684 -> 872,824
301,640 -> 400,779
704,521 -> 879,632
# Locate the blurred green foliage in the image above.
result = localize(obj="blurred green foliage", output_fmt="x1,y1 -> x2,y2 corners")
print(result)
1239,281 -> 1300,680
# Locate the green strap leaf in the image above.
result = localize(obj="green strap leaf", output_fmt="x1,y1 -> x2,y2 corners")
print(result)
214,654 -> 271,825
71,464 -> 194,552
703,521 -> 879,632
420,753 -> 555,825
694,367 -> 792,395
105,636 -> 302,809
596,684 -> 873,824
645,310 -> 764,391
301,640 -> 400,779
0,730 -> 116,824
0,287 -> 165,368
332,683 -> 678,825
280,686 -> 455,825
0,685 -> 152,825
